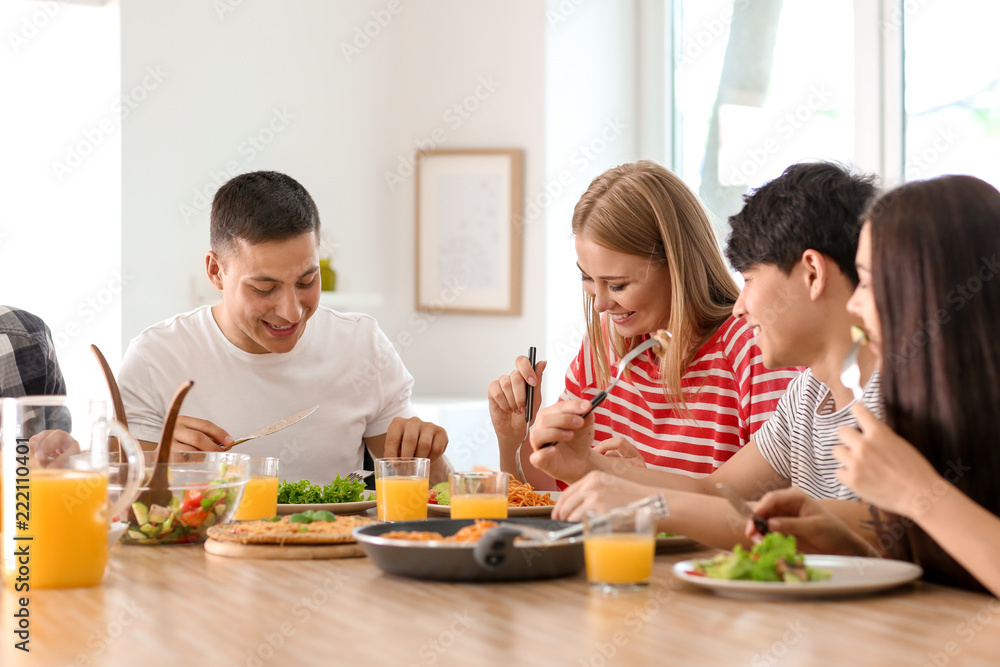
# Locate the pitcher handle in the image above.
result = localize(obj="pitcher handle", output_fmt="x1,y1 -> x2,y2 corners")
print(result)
106,419 -> 145,521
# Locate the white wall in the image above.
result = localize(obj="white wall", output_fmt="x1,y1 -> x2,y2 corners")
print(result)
120,0 -> 398,344
119,0 -> 551,406
1,0 -> 121,399
542,0 -> 643,405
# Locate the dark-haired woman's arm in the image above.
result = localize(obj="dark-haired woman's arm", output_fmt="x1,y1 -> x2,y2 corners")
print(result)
837,403 -> 1000,597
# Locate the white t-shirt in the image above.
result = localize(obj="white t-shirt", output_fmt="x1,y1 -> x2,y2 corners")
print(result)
118,306 -> 416,482
754,369 -> 883,500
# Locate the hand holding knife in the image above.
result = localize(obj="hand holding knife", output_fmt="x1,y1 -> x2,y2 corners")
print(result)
716,483 -> 770,537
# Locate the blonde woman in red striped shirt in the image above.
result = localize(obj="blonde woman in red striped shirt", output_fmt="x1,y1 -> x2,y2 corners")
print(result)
490,161 -> 799,490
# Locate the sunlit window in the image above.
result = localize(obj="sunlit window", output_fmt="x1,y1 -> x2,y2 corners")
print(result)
673,0 -> 855,235
904,0 -> 1000,188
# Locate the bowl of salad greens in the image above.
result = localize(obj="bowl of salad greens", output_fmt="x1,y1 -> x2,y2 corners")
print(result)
109,451 -> 249,545
276,475 -> 376,515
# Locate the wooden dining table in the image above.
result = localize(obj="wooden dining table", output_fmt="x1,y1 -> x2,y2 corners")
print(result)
4,534 -> 1000,667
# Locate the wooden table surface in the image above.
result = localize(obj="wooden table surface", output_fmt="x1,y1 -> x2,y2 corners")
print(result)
3,538 -> 1000,667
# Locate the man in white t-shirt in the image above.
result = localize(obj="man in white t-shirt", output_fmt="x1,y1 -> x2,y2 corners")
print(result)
541,162 -> 884,549
118,171 -> 450,483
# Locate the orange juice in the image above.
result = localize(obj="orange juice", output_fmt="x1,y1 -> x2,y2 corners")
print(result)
2,470 -> 108,589
233,475 -> 279,521
450,494 -> 508,519
584,533 -> 655,586
376,476 -> 428,521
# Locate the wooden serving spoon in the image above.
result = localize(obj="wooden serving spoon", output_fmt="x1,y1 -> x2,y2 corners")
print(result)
133,380 -> 195,513
90,344 -> 129,428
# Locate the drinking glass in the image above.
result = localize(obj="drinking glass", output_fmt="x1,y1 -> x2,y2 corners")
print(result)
1,397 -> 145,589
374,457 -> 429,521
584,502 -> 658,592
232,456 -> 279,521
449,471 -> 510,519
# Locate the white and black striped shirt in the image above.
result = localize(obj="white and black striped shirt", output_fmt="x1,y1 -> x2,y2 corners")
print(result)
755,369 -> 882,500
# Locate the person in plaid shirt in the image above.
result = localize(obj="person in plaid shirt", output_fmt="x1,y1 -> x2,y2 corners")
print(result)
0,306 -> 66,397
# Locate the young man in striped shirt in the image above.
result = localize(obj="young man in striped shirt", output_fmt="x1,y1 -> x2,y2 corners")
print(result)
536,162 -> 883,550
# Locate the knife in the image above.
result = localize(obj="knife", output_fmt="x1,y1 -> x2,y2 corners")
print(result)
230,405 -> 319,446
716,483 -> 769,536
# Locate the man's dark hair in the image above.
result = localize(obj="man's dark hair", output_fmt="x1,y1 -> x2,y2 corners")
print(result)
725,162 -> 878,285
210,171 -> 320,253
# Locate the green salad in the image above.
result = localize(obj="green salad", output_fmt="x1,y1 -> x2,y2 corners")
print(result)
277,475 -> 373,504
692,533 -> 831,583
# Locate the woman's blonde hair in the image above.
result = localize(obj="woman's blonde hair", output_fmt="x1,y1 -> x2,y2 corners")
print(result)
572,161 -> 739,407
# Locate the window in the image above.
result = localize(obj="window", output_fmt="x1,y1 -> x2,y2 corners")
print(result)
904,0 -> 1000,186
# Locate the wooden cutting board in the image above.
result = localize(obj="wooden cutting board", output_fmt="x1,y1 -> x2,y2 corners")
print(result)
204,538 -> 366,560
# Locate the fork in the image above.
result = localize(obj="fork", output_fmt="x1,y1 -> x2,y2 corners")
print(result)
538,336 -> 664,449
346,469 -> 374,483
840,333 -> 865,401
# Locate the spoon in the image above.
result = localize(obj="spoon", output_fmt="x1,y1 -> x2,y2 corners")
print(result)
840,326 -> 868,401
132,380 -> 194,514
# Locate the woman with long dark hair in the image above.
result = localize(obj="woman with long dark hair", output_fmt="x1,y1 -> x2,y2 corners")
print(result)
753,174 -> 1000,595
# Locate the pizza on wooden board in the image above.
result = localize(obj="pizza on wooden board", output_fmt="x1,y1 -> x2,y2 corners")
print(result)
207,515 -> 375,545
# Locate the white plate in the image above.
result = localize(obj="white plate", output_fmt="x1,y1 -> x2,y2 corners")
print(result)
656,534 -> 700,551
427,491 -> 561,518
673,555 -> 922,599
277,499 -> 376,516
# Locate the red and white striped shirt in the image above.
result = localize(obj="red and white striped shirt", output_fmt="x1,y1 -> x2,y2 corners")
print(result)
560,315 -> 800,477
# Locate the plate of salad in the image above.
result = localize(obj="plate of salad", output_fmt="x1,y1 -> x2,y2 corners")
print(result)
277,475 -> 376,516
656,532 -> 700,551
673,533 -> 922,599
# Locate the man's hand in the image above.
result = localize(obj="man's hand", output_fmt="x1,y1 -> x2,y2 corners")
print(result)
383,416 -> 448,462
153,415 -> 234,453
29,430 -> 81,467
750,487 -> 876,556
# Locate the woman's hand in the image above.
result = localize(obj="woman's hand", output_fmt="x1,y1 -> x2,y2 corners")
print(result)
593,436 -> 646,468
836,403 -> 946,519
527,400 -> 598,484
750,487 -> 874,556
552,470 -> 661,521
487,356 -> 547,452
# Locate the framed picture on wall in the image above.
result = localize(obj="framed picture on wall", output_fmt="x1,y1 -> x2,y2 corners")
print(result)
415,149 -> 524,315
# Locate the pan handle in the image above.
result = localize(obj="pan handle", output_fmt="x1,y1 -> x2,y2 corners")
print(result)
473,527 -> 522,568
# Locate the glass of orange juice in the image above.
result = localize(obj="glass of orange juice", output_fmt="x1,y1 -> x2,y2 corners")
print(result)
232,457 -> 279,521
374,457 -> 429,521
449,471 -> 510,519
1,397 -> 145,590
584,497 -> 665,592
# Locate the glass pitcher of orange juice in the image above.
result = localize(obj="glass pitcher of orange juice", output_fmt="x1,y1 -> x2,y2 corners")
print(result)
1,397 -> 145,589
